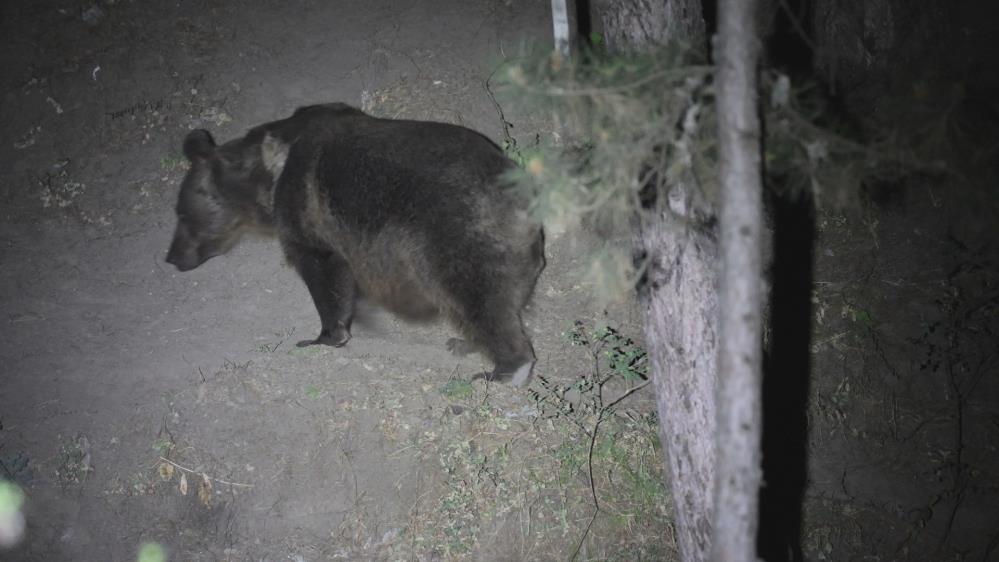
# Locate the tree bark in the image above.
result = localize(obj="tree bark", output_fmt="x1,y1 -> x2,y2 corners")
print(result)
635,190 -> 719,562
596,2 -> 719,561
595,0 -> 706,52
712,0 -> 765,560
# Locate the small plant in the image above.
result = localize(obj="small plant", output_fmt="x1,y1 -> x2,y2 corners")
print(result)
253,340 -> 283,353
56,434 -> 93,487
151,437 -> 173,456
575,322 -> 649,381
532,321 -> 663,558
159,154 -> 187,172
533,321 -> 649,421
440,378 -> 474,401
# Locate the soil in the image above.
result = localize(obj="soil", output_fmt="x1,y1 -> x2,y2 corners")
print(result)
1,1 -> 997,561
798,179 -> 999,562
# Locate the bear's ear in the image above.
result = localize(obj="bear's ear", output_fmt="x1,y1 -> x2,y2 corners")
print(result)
183,129 -> 216,161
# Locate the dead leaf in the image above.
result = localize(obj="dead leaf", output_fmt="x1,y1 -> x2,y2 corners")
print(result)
197,473 -> 212,506
179,472 -> 188,496
158,462 -> 174,481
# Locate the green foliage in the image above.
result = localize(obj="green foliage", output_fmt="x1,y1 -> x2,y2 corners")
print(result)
159,154 -> 187,172
151,437 -> 173,456
440,378 -> 475,400
499,45 -> 711,234
496,45 -> 910,298
529,322 -> 666,557
532,321 -> 649,421
137,542 -> 167,562
590,324 -> 649,381
500,45 -> 900,216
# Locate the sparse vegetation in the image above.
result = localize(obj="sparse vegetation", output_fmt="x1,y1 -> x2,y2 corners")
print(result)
55,435 -> 92,487
151,437 -> 173,457
399,321 -> 670,560
159,154 -> 187,172
441,377 -> 475,401
496,46 -> 916,302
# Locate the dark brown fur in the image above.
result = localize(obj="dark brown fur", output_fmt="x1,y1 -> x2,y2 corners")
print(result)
166,103 -> 545,385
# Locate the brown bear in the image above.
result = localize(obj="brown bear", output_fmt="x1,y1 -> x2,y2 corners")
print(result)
166,103 -> 544,386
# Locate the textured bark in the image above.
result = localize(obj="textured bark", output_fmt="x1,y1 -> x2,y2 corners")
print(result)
712,0 -> 765,560
595,0 -> 706,52
636,192 -> 718,562
597,2 -> 717,560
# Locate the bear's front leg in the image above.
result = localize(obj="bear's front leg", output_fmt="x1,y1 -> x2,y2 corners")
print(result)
283,241 -> 357,348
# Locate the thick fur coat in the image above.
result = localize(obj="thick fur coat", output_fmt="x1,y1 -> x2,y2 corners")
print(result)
166,103 -> 544,385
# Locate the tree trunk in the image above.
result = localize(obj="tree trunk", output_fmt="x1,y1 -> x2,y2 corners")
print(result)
596,0 -> 706,51
712,0 -> 765,560
596,2 -> 718,561
635,190 -> 719,562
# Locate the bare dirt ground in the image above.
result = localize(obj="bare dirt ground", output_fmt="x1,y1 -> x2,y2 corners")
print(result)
2,1 -> 998,562
801,184 -> 999,562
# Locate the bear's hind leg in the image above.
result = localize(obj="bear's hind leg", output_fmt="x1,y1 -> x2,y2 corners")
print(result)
457,296 -> 537,387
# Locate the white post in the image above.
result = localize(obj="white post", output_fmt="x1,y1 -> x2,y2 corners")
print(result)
551,0 -> 571,56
